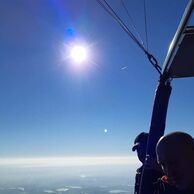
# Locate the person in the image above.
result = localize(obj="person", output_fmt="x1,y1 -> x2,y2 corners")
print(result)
132,132 -> 162,194
132,132 -> 148,163
156,131 -> 194,193
132,132 -> 149,194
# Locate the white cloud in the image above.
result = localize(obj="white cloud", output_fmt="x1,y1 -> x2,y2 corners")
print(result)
0,156 -> 139,168
56,188 -> 69,192
67,186 -> 82,189
80,174 -> 87,178
8,187 -> 25,191
17,187 -> 25,191
109,190 -> 129,193
44,190 -> 54,193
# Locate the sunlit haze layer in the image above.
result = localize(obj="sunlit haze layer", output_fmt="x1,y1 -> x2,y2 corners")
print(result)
0,156 -> 139,194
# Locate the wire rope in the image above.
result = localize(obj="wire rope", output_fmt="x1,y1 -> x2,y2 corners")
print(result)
96,0 -> 162,75
120,0 -> 145,49
143,0 -> 149,51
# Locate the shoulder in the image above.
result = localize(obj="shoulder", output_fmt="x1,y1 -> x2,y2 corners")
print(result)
154,177 -> 181,194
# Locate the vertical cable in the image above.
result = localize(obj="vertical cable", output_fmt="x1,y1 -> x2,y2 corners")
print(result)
144,0 -> 149,51
120,0 -> 144,46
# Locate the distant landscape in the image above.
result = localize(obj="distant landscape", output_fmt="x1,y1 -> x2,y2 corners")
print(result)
0,184 -> 134,194
0,157 -> 138,194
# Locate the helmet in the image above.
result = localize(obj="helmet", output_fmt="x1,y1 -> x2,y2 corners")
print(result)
132,132 -> 149,151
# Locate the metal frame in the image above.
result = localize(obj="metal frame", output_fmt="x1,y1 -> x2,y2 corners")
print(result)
139,1 -> 194,194
162,0 -> 194,76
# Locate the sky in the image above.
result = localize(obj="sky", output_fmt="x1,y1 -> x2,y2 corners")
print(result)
0,0 -> 194,159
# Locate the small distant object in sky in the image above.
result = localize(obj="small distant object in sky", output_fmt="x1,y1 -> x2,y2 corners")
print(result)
70,45 -> 88,63
121,66 -> 128,70
104,129 -> 108,133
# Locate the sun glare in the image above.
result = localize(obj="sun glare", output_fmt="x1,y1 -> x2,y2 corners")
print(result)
61,41 -> 94,72
70,45 -> 87,63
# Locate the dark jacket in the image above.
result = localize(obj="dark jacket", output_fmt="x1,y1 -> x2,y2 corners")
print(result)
134,165 -> 163,194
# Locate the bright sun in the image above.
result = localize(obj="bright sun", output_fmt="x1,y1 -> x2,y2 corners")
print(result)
70,45 -> 87,63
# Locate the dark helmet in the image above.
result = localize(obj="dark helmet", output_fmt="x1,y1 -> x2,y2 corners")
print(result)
132,132 -> 149,152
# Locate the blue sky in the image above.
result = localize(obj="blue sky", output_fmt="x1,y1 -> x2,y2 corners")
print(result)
0,0 -> 193,158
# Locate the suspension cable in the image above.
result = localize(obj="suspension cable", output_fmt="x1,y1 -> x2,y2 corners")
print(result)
143,0 -> 149,51
120,0 -> 144,47
96,0 -> 162,75
97,0 -> 146,52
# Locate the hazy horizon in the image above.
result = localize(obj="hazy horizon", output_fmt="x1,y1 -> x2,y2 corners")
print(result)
1,0 -> 193,193
0,156 -> 138,194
